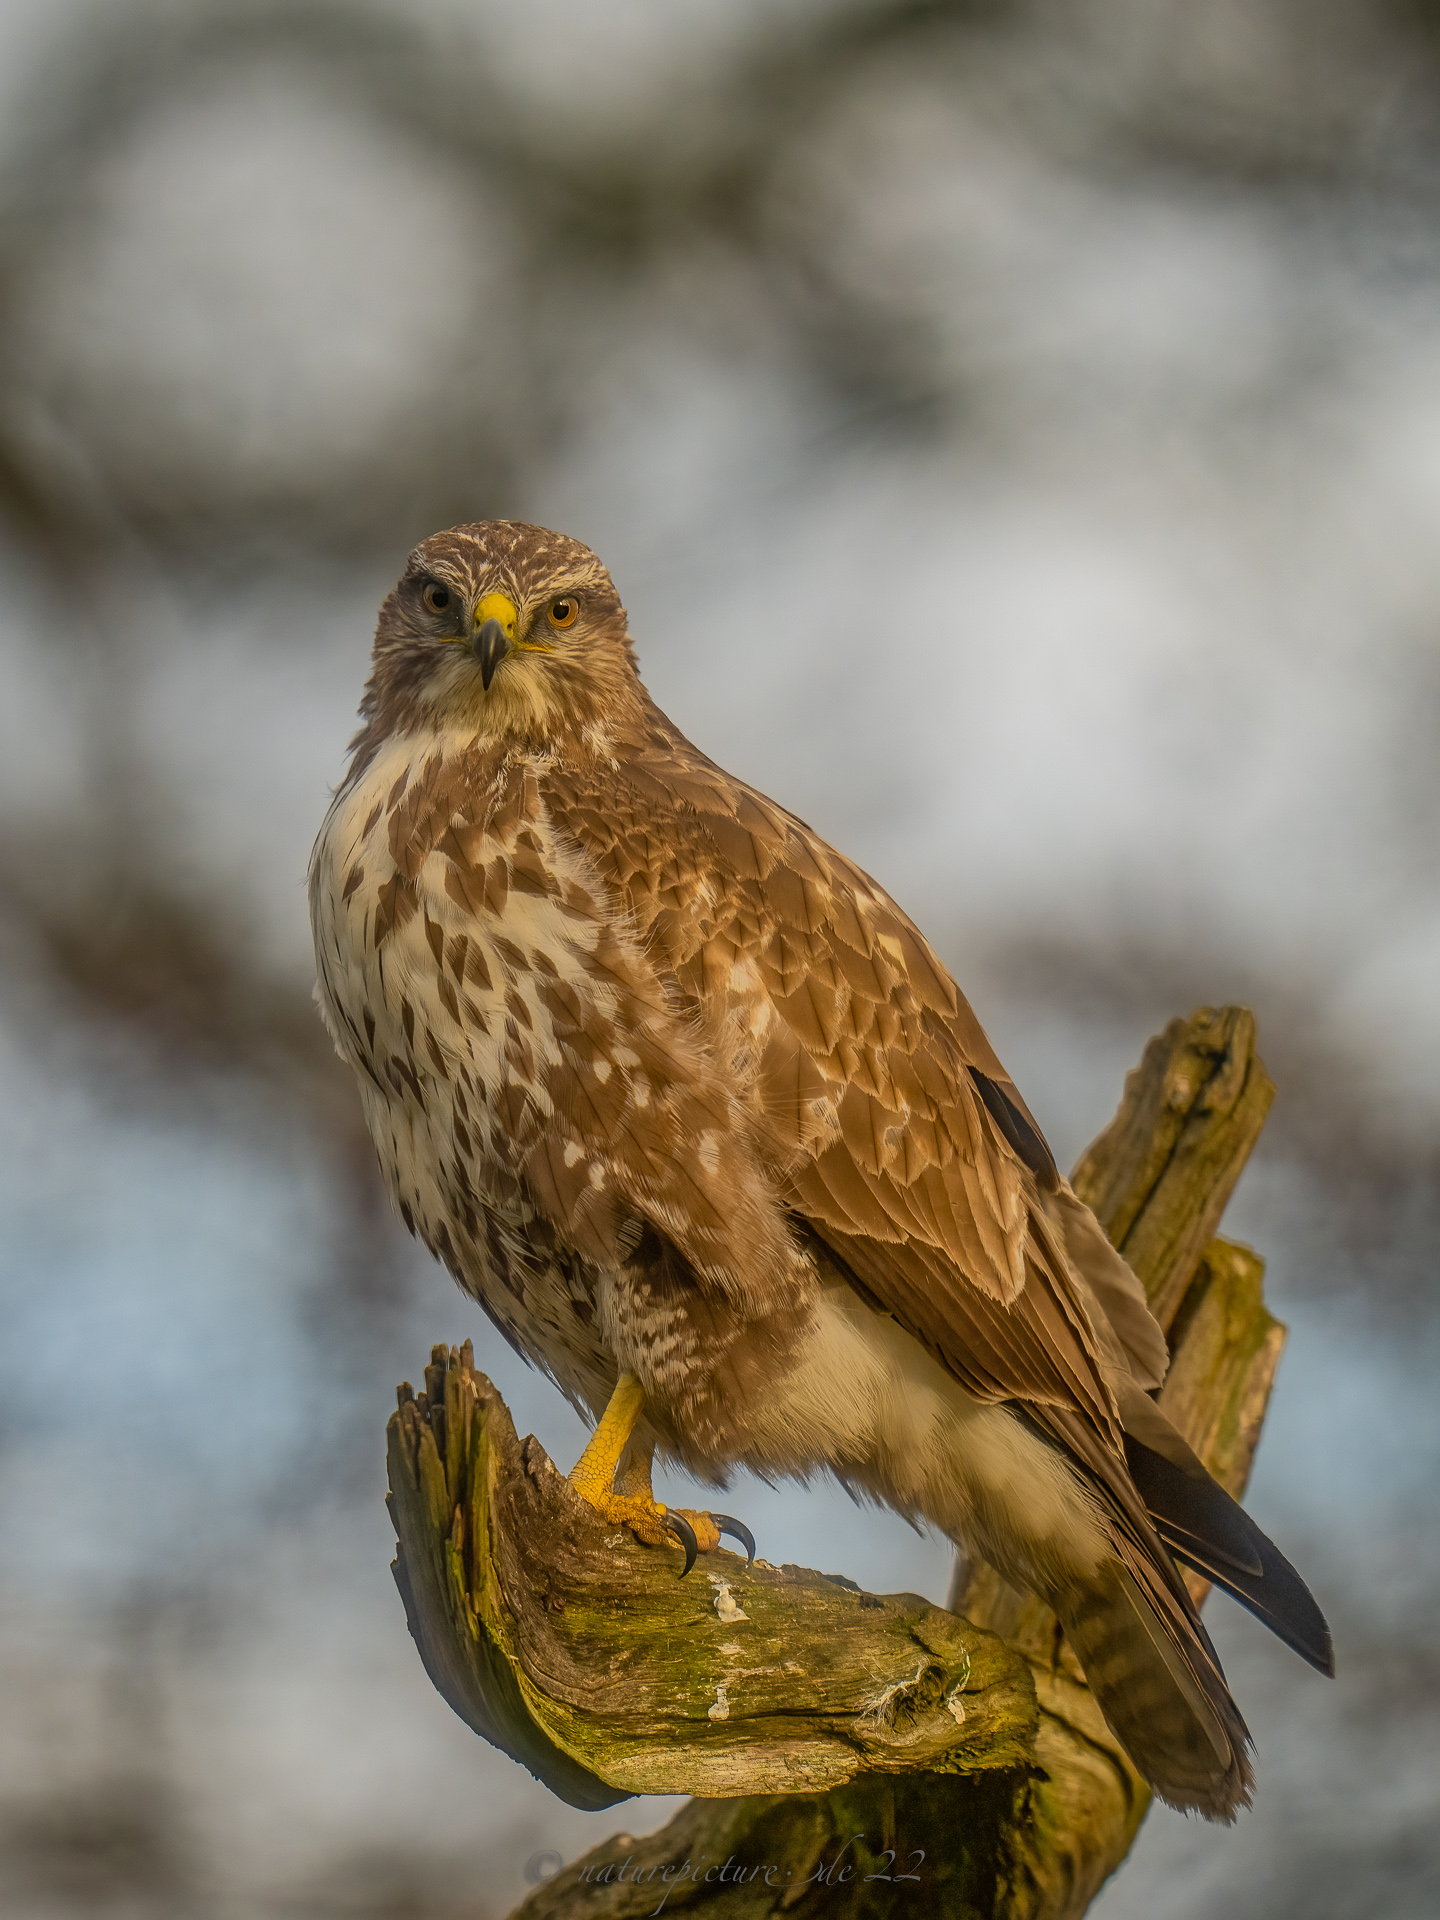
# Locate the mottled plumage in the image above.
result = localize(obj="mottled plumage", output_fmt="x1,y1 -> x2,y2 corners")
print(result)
310,520 -> 1330,1819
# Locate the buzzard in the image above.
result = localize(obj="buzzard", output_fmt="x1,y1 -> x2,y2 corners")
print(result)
310,519 -> 1330,1820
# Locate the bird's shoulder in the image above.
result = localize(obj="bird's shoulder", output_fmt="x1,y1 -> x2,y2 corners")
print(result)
545,706 -> 972,1033
548,705 -> 1039,1087
544,709 -> 1052,1218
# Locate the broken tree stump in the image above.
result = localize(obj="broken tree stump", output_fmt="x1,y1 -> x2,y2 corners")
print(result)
386,1356 -> 1038,1807
383,1006 -> 1291,1919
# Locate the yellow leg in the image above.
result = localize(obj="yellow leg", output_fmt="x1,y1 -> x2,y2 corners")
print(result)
568,1373 -> 672,1547
569,1372 -> 647,1508
568,1373 -> 753,1565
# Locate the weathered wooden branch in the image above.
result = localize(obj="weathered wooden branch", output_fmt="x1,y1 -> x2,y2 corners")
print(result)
383,1007 -> 1287,1919
941,1006 -> 1283,1916
387,1358 -> 1037,1807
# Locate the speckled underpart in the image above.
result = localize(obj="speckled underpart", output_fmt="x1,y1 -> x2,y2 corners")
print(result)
311,725 -> 813,1458
309,518 -> 1274,1818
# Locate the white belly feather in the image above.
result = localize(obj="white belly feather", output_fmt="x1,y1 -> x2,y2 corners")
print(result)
742,1287 -> 1110,1582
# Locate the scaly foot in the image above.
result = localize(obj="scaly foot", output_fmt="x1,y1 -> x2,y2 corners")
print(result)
574,1483 -> 691,1552
568,1491 -> 751,1575
614,1445 -> 757,1572
566,1374 -> 694,1568
667,1509 -> 756,1569
566,1373 -> 757,1575
669,1508 -> 721,1554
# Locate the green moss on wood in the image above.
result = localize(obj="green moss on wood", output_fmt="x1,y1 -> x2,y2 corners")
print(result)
1070,1006 -> 1276,1330
388,1352 -> 1037,1809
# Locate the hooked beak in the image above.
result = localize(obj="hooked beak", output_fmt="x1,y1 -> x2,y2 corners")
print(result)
470,591 -> 517,690
473,618 -> 508,690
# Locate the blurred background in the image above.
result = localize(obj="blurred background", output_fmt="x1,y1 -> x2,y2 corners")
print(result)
0,1 -> 1437,1914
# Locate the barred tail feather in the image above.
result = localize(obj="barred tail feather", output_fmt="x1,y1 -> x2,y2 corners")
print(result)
1055,1557 -> 1254,1821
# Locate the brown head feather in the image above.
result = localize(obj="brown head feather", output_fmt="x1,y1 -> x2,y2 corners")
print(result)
349,520 -> 642,775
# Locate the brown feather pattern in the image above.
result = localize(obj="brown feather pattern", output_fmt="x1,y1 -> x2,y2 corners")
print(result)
308,520 -> 1329,1820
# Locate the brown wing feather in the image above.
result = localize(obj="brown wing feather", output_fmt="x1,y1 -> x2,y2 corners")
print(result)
543,701 -> 1131,1444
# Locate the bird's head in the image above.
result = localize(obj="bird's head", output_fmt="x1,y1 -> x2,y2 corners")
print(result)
355,520 -> 640,758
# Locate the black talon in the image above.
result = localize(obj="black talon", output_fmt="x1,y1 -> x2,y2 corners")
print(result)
711,1514 -> 756,1565
662,1507 -> 698,1576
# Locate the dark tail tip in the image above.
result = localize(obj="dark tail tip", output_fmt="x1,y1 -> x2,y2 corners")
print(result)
1125,1434 -> 1334,1677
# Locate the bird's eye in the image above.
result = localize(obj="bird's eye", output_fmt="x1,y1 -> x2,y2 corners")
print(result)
422,581 -> 451,614
548,596 -> 579,629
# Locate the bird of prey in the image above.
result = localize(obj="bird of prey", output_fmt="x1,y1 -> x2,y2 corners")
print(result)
310,519 -> 1330,1821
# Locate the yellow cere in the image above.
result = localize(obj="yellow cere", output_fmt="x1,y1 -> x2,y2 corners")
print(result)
473,591 -> 518,638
